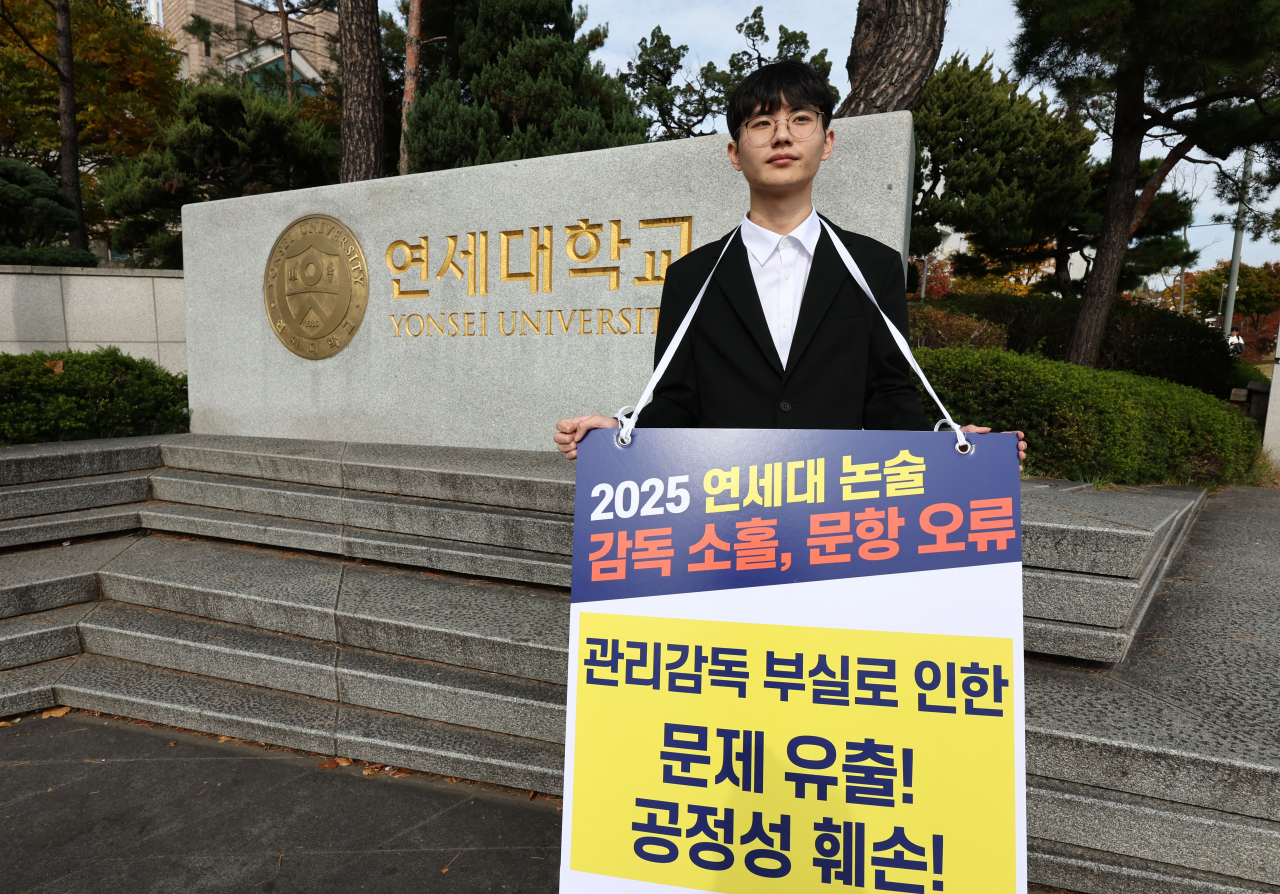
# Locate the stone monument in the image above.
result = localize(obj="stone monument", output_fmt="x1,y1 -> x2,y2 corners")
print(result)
182,113 -> 915,450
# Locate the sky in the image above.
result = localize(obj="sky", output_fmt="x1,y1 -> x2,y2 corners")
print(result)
380,0 -> 1278,269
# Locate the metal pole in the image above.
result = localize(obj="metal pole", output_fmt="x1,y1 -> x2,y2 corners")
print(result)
1223,147 -> 1254,334
1178,224 -> 1187,314
1219,283 -> 1226,320
920,256 -> 928,301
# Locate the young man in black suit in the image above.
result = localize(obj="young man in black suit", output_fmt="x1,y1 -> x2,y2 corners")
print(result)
554,61 -> 1026,463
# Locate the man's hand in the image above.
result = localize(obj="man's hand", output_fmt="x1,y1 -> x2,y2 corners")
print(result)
554,414 -> 620,460
961,425 -> 1027,470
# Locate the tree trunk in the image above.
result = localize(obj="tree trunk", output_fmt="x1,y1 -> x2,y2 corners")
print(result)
835,0 -> 947,117
1066,70 -> 1146,367
53,0 -> 85,249
339,0 -> 383,182
277,0 -> 295,104
399,0 -> 420,175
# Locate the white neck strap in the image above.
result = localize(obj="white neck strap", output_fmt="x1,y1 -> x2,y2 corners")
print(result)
615,221 -> 971,454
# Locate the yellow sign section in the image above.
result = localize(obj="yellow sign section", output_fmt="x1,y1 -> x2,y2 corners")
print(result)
571,613 -> 1016,892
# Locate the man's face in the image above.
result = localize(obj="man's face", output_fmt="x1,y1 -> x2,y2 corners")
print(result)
728,101 -> 835,192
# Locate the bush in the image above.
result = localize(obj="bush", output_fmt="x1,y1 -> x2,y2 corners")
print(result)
0,347 -> 188,444
939,293 -> 1239,397
0,244 -> 99,268
908,306 -> 1008,349
917,347 -> 1263,486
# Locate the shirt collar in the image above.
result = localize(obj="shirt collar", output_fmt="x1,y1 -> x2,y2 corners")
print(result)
740,207 -> 821,265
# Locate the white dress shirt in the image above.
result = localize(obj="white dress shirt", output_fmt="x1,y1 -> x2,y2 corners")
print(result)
739,207 -> 821,368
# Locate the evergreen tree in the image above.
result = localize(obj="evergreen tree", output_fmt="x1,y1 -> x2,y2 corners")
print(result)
912,55 -> 1094,283
99,83 -> 337,268
1013,0 -> 1280,366
0,156 -> 97,266
402,0 -> 644,171
623,8 -> 839,141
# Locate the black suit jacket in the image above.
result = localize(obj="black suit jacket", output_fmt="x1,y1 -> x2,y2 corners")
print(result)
637,218 -> 932,431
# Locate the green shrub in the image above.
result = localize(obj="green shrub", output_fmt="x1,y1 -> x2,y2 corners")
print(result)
0,347 -> 188,444
940,293 -> 1238,397
917,347 -> 1263,486
0,244 -> 100,268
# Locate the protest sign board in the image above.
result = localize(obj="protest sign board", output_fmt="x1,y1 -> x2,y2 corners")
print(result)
561,428 -> 1025,893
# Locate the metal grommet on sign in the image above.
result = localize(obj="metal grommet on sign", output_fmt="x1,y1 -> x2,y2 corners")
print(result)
616,432 -> 632,448
955,440 -> 974,456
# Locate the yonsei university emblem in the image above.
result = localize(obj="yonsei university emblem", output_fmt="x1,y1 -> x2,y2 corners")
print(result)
263,214 -> 369,360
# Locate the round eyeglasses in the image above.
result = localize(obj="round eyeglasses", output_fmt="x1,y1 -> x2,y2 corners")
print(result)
739,110 -> 822,146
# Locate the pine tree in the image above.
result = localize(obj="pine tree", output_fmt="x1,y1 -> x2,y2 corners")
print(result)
912,55 -> 1094,283
402,0 -> 643,171
100,83 -> 337,268
1013,0 -> 1280,366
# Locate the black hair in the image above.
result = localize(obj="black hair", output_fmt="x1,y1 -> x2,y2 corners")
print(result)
726,60 -> 835,139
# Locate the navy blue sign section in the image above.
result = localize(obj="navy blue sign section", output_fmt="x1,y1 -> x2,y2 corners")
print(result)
572,429 -> 1021,605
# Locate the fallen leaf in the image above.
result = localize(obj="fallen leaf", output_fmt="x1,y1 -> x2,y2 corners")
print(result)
0,722 -> 11,727
529,790 -> 536,800
43,360 -> 64,374
335,757 -> 353,767
390,770 -> 411,778
217,736 -> 231,742
42,707 -> 71,719
315,760 -> 339,770
168,742 -> 176,747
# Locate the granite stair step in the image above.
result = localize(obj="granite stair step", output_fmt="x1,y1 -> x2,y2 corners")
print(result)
95,536 -> 569,683
1027,662 -> 1280,825
1021,486 -> 1204,663
0,537 -> 135,620
342,524 -> 570,589
42,653 -> 564,793
160,433 -> 574,513
1028,775 -> 1280,886
0,503 -> 146,551
0,604 -> 93,671
136,503 -> 571,586
53,653 -> 338,753
148,469 -> 344,524
0,470 -> 153,521
336,645 -> 566,743
97,535 -> 344,641
0,656 -> 78,715
1029,837 -> 1280,894
74,599 -> 566,742
336,703 -> 564,794
149,468 -> 573,555
78,602 -> 339,700
138,502 -> 344,554
0,435 -> 173,487
336,564 -> 569,684
1020,486 -> 1201,578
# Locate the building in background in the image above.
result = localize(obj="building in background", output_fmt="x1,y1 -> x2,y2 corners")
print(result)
153,0 -> 337,89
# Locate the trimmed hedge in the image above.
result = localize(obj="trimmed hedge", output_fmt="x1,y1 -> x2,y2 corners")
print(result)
0,347 -> 189,445
939,293 -> 1245,396
917,347 -> 1263,486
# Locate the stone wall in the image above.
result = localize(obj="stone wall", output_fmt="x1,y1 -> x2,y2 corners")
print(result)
0,266 -> 186,374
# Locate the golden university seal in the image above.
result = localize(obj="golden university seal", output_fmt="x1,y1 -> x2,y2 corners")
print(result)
263,215 -> 369,359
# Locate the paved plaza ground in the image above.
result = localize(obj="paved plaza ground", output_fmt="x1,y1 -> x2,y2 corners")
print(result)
2,710 -> 562,893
